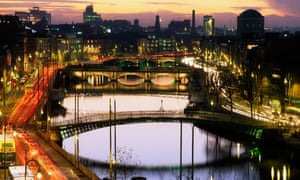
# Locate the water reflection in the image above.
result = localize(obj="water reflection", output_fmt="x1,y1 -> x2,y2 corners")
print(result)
63,122 -> 260,179
56,94 -> 300,179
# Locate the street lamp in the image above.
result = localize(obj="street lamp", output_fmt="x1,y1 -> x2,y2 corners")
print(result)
25,159 -> 42,180
284,74 -> 292,105
0,77 -> 5,109
23,148 -> 42,179
25,159 -> 42,179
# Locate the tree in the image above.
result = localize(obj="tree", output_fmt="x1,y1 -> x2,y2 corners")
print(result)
105,146 -> 141,180
219,66 -> 238,112
239,46 -> 264,120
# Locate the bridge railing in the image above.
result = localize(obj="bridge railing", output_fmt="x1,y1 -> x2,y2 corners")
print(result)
51,110 -> 186,127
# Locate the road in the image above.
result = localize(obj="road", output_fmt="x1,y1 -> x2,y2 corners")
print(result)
1,64 -> 92,179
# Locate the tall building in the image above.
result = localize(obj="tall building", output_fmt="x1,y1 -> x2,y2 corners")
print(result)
134,19 -> 139,28
155,15 -> 161,35
133,19 -> 140,31
83,5 -> 102,23
191,10 -> 196,33
203,15 -> 215,36
15,7 -> 51,25
237,9 -> 264,38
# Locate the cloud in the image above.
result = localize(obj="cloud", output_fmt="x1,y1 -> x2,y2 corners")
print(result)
265,15 -> 300,27
267,0 -> 300,16
145,1 -> 186,6
231,6 -> 264,12
12,0 -> 89,3
0,0 -> 87,12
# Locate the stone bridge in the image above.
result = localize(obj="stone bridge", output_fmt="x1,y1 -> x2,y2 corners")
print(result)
61,64 -> 205,93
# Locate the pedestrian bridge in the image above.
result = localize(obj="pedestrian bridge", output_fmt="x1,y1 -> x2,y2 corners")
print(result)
51,110 -> 268,145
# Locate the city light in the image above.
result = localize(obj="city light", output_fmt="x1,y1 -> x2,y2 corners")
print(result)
0,3 -> 300,180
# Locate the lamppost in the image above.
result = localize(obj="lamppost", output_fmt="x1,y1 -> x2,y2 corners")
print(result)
74,88 -> 79,168
109,98 -> 117,180
0,77 -> 4,110
284,74 -> 292,105
25,158 -> 42,180
114,99 -> 117,180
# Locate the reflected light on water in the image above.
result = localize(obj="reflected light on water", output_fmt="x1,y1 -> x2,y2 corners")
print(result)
63,122 -> 246,167
58,94 -> 262,179
63,122 -> 261,179
60,94 -> 188,114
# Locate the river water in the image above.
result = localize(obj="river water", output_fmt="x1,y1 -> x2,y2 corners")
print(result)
55,94 -> 296,179
63,121 -> 260,179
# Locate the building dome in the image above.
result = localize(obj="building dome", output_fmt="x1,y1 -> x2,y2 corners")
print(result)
239,9 -> 263,18
237,9 -> 264,38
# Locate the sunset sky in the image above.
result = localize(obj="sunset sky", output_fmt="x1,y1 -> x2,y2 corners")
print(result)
1,0 -> 300,27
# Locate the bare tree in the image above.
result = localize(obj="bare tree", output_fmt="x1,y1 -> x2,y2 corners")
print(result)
106,146 -> 141,180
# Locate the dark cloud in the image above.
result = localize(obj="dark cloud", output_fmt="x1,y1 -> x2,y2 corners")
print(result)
231,6 -> 264,12
12,0 -> 88,3
145,1 -> 186,6
0,0 -> 88,12
267,0 -> 300,16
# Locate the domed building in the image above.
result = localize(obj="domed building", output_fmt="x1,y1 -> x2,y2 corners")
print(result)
237,9 -> 264,38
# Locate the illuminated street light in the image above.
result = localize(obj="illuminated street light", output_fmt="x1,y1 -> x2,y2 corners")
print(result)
210,100 -> 214,110
25,158 -> 42,180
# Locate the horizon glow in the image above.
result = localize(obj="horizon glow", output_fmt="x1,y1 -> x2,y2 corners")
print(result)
0,0 -> 299,27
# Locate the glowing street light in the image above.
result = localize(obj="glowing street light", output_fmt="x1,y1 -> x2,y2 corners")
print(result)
25,158 -> 42,180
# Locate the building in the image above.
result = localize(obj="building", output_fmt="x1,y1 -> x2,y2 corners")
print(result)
237,9 -> 264,38
15,7 -> 51,25
138,35 -> 176,55
83,5 -> 102,23
191,10 -> 196,34
155,15 -> 161,35
0,15 -> 23,45
168,20 -> 190,34
203,15 -> 215,36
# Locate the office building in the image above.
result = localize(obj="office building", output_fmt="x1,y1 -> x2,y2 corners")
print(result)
203,15 -> 215,36
15,7 -> 51,25
83,5 -> 102,23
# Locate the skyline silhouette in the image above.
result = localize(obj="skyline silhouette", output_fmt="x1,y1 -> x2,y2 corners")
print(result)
1,1 -> 300,28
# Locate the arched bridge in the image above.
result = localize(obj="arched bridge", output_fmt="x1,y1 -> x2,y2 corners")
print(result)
53,110 -> 269,145
62,64 -> 205,93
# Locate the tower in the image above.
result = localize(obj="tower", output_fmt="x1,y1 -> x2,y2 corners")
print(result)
191,10 -> 196,33
155,15 -> 160,35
